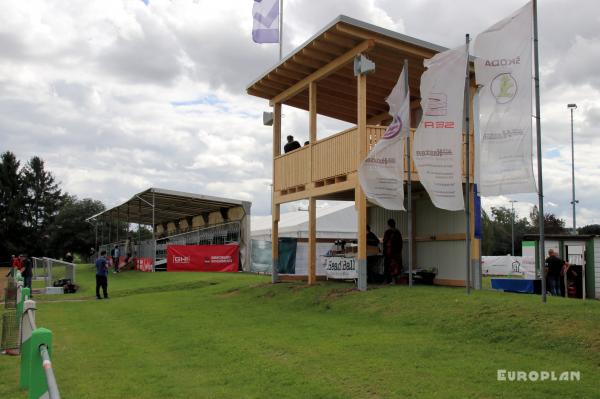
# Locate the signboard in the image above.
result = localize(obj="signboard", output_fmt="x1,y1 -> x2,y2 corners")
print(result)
167,245 -> 239,272
135,257 -> 153,272
321,256 -> 358,280
482,255 -> 535,278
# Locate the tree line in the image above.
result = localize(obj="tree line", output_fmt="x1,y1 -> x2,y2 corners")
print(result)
0,151 -> 107,263
2,150 -> 600,262
481,205 -> 600,256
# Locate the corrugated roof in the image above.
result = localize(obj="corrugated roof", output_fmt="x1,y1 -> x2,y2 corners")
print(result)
87,187 -> 250,225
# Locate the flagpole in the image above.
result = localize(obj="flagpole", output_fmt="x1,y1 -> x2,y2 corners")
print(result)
279,0 -> 283,60
464,34 -> 471,294
533,0 -> 546,303
405,59 -> 413,288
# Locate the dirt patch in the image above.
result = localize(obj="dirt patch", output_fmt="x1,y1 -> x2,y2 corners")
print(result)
216,288 -> 241,298
324,287 -> 357,300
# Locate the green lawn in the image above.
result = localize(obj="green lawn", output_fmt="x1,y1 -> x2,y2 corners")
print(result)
1,266 -> 599,398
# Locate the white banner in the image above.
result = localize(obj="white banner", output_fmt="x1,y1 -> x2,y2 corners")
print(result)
413,45 -> 468,211
321,256 -> 358,280
482,255 -> 535,278
358,66 -> 409,210
475,2 -> 536,196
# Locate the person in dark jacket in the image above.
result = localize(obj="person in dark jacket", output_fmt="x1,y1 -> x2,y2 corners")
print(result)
283,135 -> 301,153
95,250 -> 109,299
383,219 -> 403,284
20,254 -> 33,296
545,249 -> 568,296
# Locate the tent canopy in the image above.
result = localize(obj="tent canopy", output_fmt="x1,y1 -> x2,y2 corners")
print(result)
87,187 -> 250,226
251,203 -> 357,239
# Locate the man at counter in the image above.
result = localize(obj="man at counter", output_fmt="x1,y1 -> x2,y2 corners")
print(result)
366,225 -> 381,283
383,219 -> 403,285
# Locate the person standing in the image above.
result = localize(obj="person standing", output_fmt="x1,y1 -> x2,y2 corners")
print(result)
383,219 -> 403,284
20,254 -> 33,297
111,245 -> 120,273
545,249 -> 568,296
366,225 -> 381,284
283,135 -> 301,153
65,252 -> 74,263
6,255 -> 20,278
95,250 -> 109,299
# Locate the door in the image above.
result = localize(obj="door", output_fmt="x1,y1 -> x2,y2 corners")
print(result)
565,243 -> 586,299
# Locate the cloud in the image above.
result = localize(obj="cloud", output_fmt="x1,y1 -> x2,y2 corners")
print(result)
0,0 -> 598,228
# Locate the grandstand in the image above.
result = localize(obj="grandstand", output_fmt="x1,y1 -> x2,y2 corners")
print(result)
86,188 -> 252,272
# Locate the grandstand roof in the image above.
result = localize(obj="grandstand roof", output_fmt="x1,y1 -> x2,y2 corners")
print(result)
86,187 -> 250,226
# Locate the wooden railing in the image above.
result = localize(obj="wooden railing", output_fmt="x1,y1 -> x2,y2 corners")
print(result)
274,145 -> 310,191
273,126 -> 474,192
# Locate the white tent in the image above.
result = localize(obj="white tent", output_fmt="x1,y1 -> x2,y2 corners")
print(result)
251,202 -> 357,240
251,203 -> 357,275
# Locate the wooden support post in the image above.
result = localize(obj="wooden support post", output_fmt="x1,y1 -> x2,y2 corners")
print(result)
272,103 -> 282,283
309,82 -> 317,143
308,82 -> 317,285
356,71 -> 368,291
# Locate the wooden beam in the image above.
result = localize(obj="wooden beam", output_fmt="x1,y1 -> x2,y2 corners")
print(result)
302,48 -> 335,63
367,112 -> 392,125
335,24 -> 438,59
309,82 -> 317,143
270,40 -> 375,106
311,40 -> 347,56
323,31 -> 357,48
292,54 -> 323,70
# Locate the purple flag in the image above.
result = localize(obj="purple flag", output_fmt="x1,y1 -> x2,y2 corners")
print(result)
252,0 -> 279,43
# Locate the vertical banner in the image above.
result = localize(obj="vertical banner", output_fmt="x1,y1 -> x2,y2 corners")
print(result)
358,65 -> 409,210
167,245 -> 239,272
413,45 -> 468,211
252,0 -> 280,43
475,2 -> 536,196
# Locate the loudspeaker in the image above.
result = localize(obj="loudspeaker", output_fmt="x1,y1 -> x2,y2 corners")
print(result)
263,111 -> 274,126
354,55 -> 376,76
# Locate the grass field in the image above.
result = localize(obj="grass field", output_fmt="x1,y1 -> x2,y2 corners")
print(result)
1,266 -> 599,398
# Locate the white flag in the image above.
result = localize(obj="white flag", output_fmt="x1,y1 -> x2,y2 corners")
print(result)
413,44 -> 468,211
475,2 -> 536,196
252,0 -> 280,44
358,66 -> 409,211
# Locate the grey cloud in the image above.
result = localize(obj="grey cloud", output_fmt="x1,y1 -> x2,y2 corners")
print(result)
98,11 -> 186,85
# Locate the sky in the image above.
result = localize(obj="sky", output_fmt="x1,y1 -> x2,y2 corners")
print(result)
0,0 -> 599,227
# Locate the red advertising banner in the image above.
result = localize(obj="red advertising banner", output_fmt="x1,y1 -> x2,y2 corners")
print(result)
135,257 -> 154,272
167,245 -> 239,273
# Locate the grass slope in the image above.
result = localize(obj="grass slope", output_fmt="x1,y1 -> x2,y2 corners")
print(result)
1,266 -> 599,398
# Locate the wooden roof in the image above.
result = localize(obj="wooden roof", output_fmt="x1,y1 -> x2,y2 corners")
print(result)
246,15 -> 448,124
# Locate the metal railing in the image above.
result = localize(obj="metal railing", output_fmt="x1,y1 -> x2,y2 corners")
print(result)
30,258 -> 76,290
20,292 -> 61,398
99,221 -> 242,269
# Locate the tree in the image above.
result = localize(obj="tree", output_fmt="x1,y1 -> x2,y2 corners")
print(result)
529,206 -> 567,235
481,206 -> 531,256
46,196 -> 106,259
0,151 -> 27,259
578,224 -> 600,235
22,156 -> 66,255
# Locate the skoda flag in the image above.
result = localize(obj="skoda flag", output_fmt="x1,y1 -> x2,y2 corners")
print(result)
252,0 -> 280,44
475,1 -> 536,196
358,65 -> 410,211
412,44 -> 468,211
